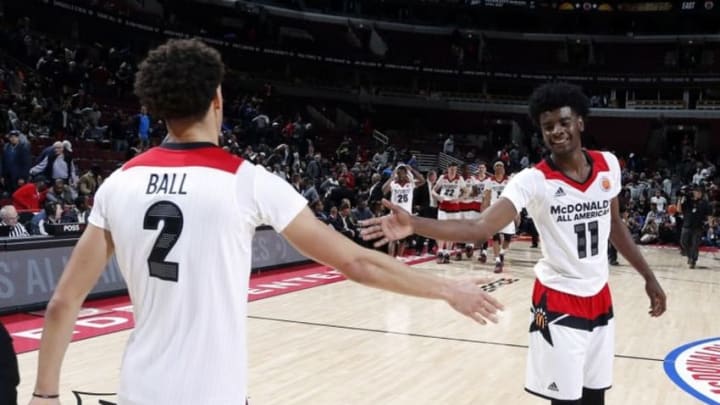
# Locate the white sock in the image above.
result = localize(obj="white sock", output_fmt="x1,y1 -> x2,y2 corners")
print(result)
500,249 -> 506,255
466,243 -> 474,248
495,256 -> 501,263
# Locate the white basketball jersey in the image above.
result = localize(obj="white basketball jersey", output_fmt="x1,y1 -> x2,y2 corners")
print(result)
466,175 -> 487,203
501,150 -> 622,296
486,176 -> 509,205
436,174 -> 464,199
390,180 -> 414,213
88,143 -> 308,405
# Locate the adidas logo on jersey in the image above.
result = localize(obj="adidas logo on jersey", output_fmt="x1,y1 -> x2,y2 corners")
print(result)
547,382 -> 559,392
554,187 -> 566,197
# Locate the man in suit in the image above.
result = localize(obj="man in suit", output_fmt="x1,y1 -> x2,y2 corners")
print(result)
332,200 -> 360,243
413,170 -> 438,253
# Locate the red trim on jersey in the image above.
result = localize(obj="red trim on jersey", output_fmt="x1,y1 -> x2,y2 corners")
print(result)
488,175 -> 508,184
532,280 -> 612,320
459,201 -> 474,211
122,146 -> 244,173
535,150 -> 609,192
438,201 -> 461,212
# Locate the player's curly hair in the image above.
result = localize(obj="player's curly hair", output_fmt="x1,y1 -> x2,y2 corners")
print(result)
528,82 -> 590,126
134,38 -> 225,120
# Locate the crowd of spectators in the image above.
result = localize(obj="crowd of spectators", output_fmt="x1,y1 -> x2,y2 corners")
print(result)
0,13 -> 718,267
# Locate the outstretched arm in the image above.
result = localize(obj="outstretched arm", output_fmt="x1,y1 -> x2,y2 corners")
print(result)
283,207 -> 504,324
608,197 -> 666,317
31,225 -> 115,403
360,198 -> 518,246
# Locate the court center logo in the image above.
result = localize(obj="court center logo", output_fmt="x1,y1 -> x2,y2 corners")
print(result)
664,337 -> 720,405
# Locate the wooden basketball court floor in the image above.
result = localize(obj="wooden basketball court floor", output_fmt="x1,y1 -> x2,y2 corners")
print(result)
15,243 -> 719,404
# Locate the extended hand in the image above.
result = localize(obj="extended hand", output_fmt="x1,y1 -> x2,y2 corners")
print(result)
446,277 -> 505,324
645,277 -> 666,317
359,199 -> 414,247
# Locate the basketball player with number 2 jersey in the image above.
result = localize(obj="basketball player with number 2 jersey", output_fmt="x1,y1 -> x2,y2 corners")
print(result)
29,39 -> 507,405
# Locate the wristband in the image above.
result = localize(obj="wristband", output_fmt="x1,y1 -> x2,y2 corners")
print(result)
32,393 -> 60,399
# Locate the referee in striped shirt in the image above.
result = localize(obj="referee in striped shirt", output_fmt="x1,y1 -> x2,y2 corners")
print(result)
0,205 -> 29,238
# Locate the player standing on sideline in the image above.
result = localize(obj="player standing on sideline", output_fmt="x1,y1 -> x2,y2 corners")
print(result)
483,161 -> 516,273
472,162 -> 491,262
433,162 -> 465,263
27,39 -> 504,405
360,82 -> 666,405
460,164 -> 484,259
382,163 -> 425,257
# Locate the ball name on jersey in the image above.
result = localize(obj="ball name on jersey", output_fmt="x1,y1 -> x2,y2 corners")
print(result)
551,200 -> 610,223
146,173 -> 188,195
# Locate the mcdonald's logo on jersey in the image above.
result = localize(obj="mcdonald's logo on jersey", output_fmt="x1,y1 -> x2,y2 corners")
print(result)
600,176 -> 612,192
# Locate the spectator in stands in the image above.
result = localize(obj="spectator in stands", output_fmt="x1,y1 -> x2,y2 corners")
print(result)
30,140 -> 77,184
306,153 -> 322,185
302,177 -> 320,204
310,200 -> 329,224
0,205 -> 29,237
332,200 -> 359,242
659,212 -> 678,244
703,217 -> 720,247
12,177 -> 47,211
109,111 -> 128,152
367,173 -> 384,207
7,103 -> 20,130
639,218 -> 659,244
352,199 -> 373,222
650,190 -> 667,213
32,200 -> 62,236
78,165 -> 103,196
137,105 -> 151,149
443,134 -> 454,155
327,177 -> 354,209
2,129 -> 31,191
73,196 -> 91,224
45,178 -> 77,206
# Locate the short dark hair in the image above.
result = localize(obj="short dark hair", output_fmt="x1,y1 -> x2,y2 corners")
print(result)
528,82 -> 590,126
134,39 -> 225,120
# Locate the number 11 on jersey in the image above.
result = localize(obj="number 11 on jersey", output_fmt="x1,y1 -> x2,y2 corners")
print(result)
574,220 -> 599,259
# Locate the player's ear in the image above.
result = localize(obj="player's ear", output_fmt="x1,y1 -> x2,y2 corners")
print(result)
213,85 -> 223,110
577,116 -> 585,133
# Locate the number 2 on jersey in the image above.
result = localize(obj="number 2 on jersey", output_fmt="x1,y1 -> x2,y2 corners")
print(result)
143,201 -> 184,282
574,220 -> 599,259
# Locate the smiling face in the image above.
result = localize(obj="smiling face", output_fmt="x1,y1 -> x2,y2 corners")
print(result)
539,106 -> 584,159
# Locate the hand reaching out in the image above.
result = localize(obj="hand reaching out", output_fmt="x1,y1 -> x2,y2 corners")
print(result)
359,199 -> 414,247
445,276 -> 505,324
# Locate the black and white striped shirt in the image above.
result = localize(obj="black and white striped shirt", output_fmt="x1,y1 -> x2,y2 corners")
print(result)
2,222 -> 29,238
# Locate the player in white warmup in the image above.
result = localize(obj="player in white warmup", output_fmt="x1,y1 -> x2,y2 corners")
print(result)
382,163 -> 424,257
483,161 -> 516,273
433,162 -> 465,263
360,82 -> 666,405
27,39 -> 503,405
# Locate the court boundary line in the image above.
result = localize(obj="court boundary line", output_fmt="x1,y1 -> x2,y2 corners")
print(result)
247,315 -> 664,363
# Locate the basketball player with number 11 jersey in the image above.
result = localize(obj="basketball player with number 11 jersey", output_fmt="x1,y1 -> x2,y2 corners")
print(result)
358,82 -> 666,405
